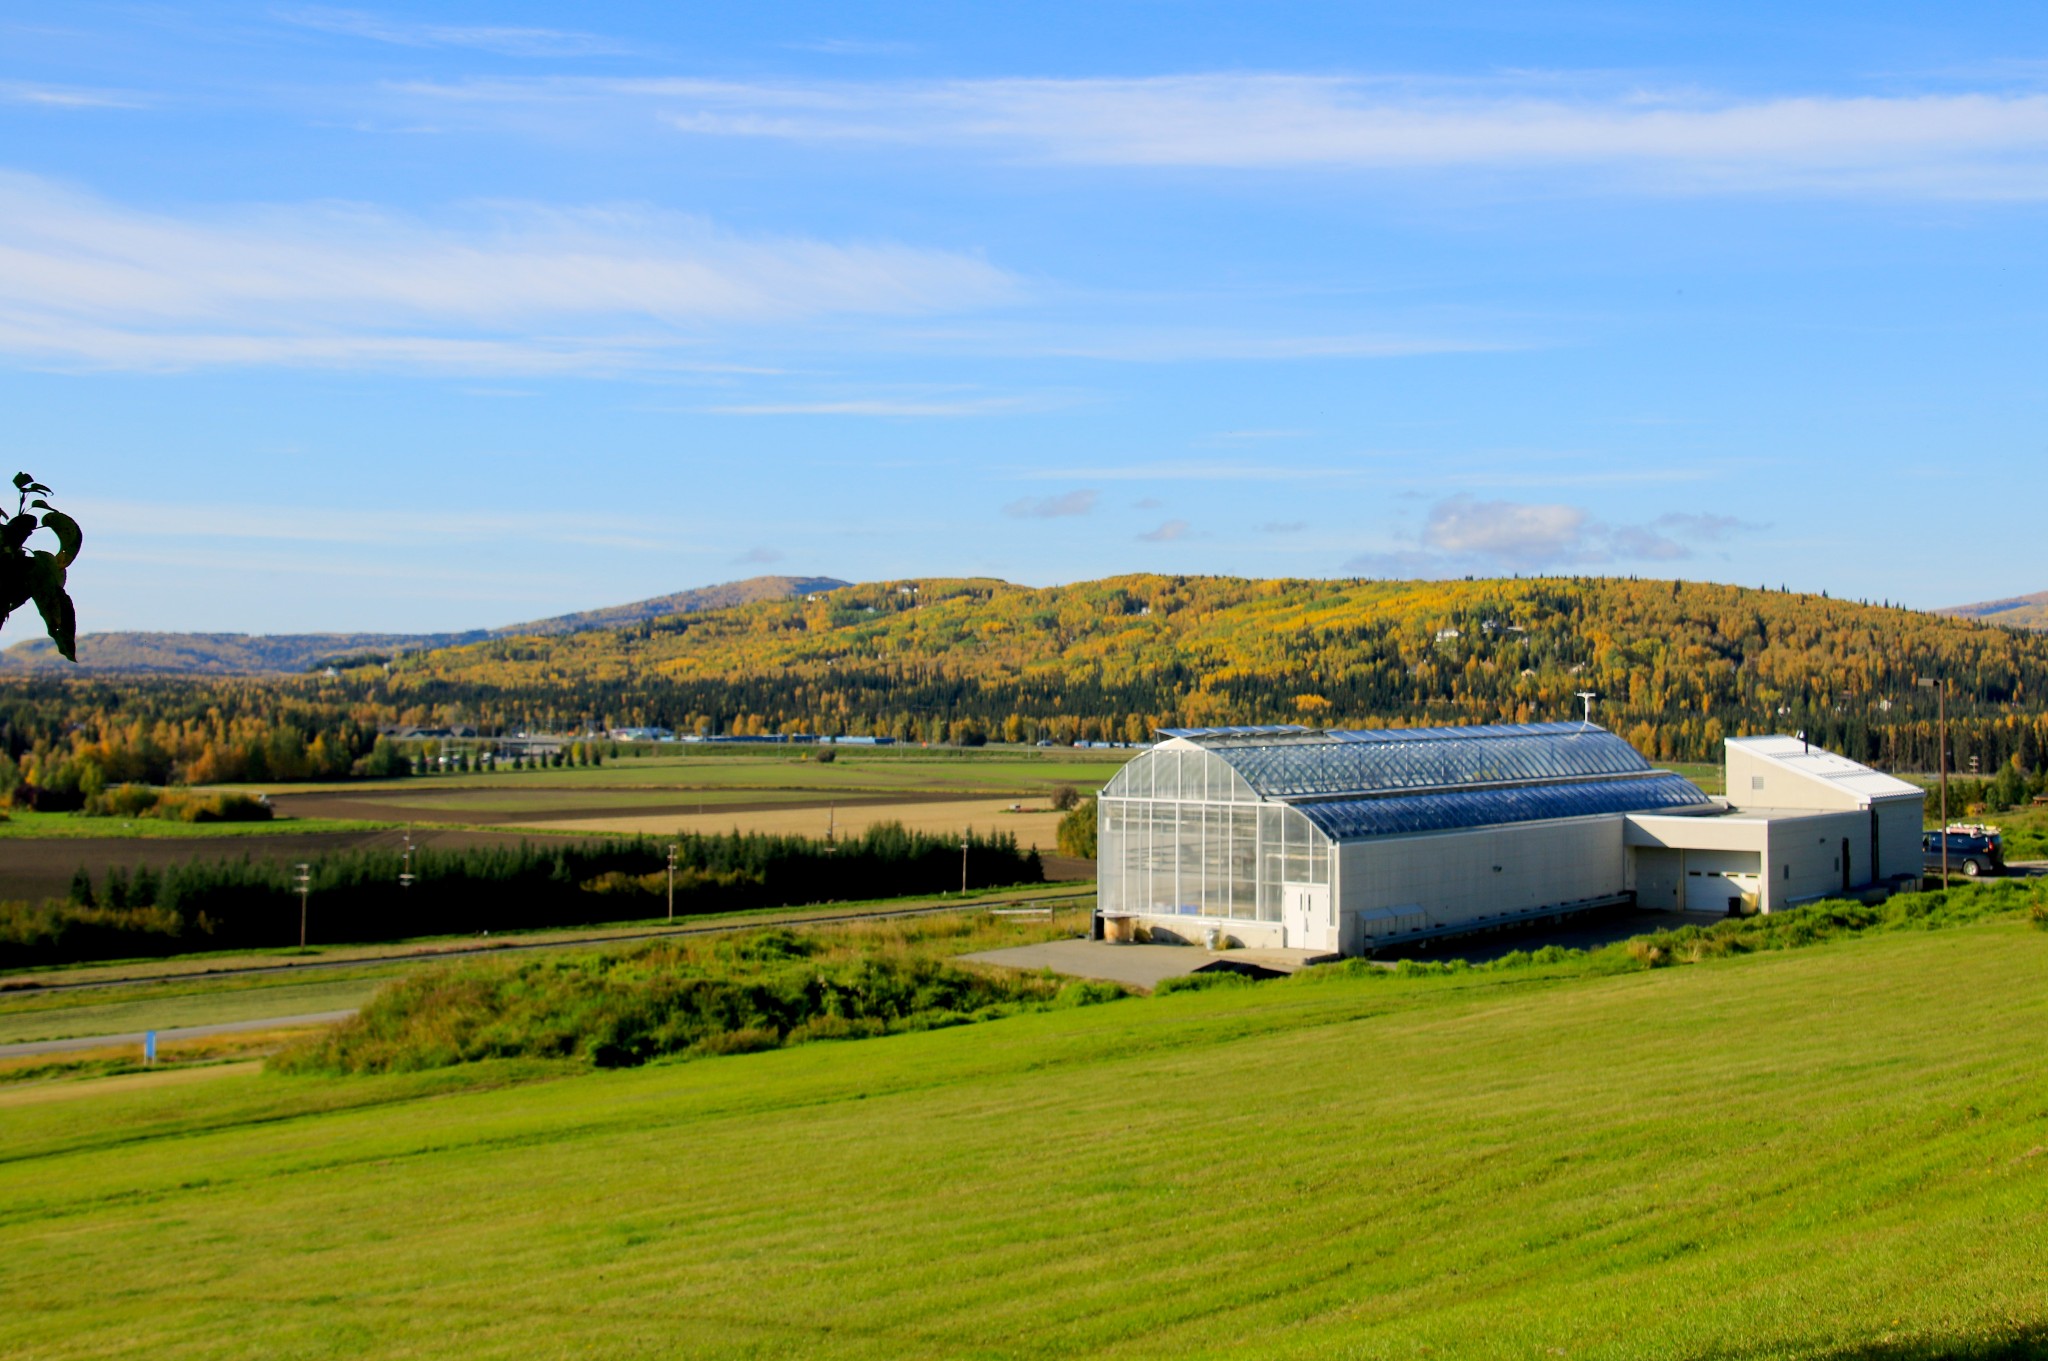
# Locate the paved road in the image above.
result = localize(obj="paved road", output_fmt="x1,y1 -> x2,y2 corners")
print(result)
0,1010 -> 359,1060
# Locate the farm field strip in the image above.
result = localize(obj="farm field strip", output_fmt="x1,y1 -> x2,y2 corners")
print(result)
0,884 -> 1096,1000
287,788 -> 893,814
538,797 -> 1068,842
0,812 -> 399,839
2,921 -> 2044,1358
240,751 -> 1131,798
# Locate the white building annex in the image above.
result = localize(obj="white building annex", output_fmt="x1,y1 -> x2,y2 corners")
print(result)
1094,722 -> 1925,955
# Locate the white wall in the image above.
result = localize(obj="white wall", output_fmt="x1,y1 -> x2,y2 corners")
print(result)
1763,810 -> 1870,909
1336,816 -> 1627,954
1728,743 -> 1858,812
1874,797 -> 1924,881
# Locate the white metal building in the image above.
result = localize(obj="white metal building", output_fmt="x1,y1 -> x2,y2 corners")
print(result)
1095,722 -> 1925,955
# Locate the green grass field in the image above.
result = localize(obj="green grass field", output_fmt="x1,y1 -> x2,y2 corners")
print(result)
0,811 -> 397,839
244,747 -> 1133,797
346,787 -> 847,813
4,913 -> 2044,1358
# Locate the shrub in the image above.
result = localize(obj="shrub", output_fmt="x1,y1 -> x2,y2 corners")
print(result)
1056,798 -> 1097,858
272,922 -> 1111,1075
1155,970 -> 1259,995
1050,784 -> 1082,811
1626,939 -> 1671,968
79,785 -> 271,823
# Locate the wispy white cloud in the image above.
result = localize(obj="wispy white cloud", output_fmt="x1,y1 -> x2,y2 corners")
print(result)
0,172 -> 1016,372
1025,328 -> 1499,360
733,546 -> 786,564
0,81 -> 144,110
1345,495 -> 1764,574
1139,518 -> 1191,542
1022,460 -> 1367,482
404,73 -> 2048,197
1005,489 -> 1099,519
706,395 -> 1047,417
1422,495 -> 1589,564
865,322 -> 1502,364
277,6 -> 632,58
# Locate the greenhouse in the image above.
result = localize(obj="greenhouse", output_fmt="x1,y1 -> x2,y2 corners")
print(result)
1094,722 -> 1922,955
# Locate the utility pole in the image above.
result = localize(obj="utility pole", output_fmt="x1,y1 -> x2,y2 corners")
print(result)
294,862 -> 311,948
1918,677 -> 1948,882
961,835 -> 970,895
666,843 -> 678,922
399,830 -> 415,891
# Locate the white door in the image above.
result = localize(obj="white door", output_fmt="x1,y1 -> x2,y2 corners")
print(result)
1683,851 -> 1762,914
1282,884 -> 1328,949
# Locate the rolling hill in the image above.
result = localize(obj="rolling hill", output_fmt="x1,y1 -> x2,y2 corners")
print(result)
354,573 -> 2048,769
0,575 -> 849,675
10,574 -> 2048,784
1939,589 -> 2048,630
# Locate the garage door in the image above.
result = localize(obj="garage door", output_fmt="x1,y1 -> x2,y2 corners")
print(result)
1684,850 -> 1761,914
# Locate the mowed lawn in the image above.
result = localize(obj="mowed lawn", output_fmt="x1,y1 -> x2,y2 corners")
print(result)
5,923 -> 2047,1359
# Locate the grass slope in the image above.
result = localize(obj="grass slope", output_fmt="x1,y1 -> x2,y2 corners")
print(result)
4,918 -> 2046,1358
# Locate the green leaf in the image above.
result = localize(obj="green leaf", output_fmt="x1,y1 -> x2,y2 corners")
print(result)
26,551 -> 76,661
39,509 -> 82,567
0,554 -> 29,615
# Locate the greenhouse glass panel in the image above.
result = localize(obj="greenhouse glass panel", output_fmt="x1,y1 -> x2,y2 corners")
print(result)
1294,772 -> 1710,842
1228,807 -> 1258,919
1201,805 -> 1226,915
1099,803 -> 1123,913
1119,756 -> 1148,800
1199,723 -> 1653,800
1282,807 -> 1307,883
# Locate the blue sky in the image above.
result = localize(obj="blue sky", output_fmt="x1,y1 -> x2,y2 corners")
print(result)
5,1 -> 2048,640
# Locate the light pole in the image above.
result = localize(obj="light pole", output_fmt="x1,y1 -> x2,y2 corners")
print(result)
666,843 -> 678,922
399,829 -> 415,891
293,862 -> 311,948
1917,677 -> 1948,882
961,834 -> 970,895
1575,691 -> 1598,726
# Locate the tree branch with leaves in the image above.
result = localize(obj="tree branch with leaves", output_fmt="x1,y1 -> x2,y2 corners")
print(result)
1,472 -> 83,660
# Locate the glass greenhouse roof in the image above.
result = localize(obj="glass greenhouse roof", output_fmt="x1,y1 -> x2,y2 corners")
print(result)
1295,772 -> 1712,841
1181,722 -> 1653,800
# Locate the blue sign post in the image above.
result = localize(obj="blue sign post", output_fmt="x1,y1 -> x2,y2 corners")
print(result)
143,1030 -> 156,1066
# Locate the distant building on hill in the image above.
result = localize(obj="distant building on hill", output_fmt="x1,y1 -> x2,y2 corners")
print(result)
1096,723 -> 1924,956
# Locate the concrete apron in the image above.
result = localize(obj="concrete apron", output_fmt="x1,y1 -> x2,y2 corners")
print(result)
959,938 -> 1335,991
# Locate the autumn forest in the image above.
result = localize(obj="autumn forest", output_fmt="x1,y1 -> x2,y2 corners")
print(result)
6,575 -> 2048,801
